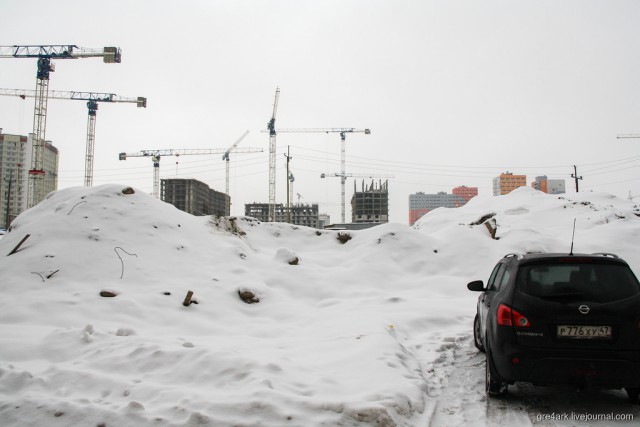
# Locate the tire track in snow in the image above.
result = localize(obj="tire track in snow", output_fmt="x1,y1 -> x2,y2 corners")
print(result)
422,332 -> 531,427
420,332 -> 640,427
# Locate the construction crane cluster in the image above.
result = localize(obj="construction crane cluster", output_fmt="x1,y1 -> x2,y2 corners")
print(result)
1,46 -> 377,221
0,88 -> 147,187
263,88 -> 387,223
118,131 -> 262,199
0,44 -> 126,207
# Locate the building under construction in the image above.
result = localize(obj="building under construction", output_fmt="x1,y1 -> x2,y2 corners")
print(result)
245,203 -> 320,228
161,178 -> 229,217
351,180 -> 389,223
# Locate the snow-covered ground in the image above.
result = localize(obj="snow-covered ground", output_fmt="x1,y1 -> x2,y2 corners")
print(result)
0,185 -> 639,426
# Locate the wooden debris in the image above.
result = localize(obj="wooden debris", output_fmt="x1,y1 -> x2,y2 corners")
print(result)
183,290 -> 194,306
8,234 -> 30,256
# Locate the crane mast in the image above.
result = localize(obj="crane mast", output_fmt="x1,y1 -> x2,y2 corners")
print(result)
222,130 -> 250,196
0,45 -> 121,207
0,88 -> 146,187
267,88 -> 280,221
275,127 -> 371,223
119,146 -> 263,199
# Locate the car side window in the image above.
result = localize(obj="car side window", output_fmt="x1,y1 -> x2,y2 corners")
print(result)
497,268 -> 511,291
487,263 -> 505,291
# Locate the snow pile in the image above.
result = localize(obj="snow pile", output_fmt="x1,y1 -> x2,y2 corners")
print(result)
0,185 -> 639,426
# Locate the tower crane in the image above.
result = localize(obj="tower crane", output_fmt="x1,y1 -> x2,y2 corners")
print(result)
222,130 -> 250,196
0,88 -> 146,187
321,172 -> 394,223
119,146 -> 263,199
266,88 -> 280,221
0,45 -> 121,207
270,128 -> 371,223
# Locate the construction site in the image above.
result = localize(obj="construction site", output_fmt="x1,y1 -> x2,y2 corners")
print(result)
0,47 -> 388,228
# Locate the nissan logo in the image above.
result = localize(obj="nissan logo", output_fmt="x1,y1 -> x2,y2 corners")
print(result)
578,305 -> 590,315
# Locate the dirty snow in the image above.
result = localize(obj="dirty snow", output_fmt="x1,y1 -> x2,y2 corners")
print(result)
0,185 -> 639,426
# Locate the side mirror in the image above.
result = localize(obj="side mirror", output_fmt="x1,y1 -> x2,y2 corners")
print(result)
467,280 -> 485,292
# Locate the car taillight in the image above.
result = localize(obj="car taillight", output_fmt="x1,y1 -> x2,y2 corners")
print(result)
497,304 -> 531,327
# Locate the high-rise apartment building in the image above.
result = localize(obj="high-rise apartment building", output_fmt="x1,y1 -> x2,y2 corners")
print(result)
351,180 -> 389,223
161,178 -> 230,217
493,172 -> 527,196
0,129 -> 58,227
531,176 -> 565,194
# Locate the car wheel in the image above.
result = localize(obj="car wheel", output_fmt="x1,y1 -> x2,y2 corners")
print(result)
625,387 -> 640,404
485,348 -> 508,397
473,314 -> 485,353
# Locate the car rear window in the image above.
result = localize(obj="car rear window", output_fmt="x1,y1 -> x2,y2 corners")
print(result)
516,263 -> 640,303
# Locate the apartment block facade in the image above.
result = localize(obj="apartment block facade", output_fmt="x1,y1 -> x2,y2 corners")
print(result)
493,172 -> 527,196
531,176 -> 566,194
408,187 -> 477,226
161,178 -> 230,217
0,129 -> 58,228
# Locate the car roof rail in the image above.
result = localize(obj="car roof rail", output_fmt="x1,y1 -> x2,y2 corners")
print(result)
503,253 -> 522,260
592,252 -> 620,259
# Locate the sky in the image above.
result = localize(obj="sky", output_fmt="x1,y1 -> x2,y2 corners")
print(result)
1,0 -> 640,224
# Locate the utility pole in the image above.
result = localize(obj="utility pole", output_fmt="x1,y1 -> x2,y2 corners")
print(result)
4,169 -> 13,228
284,146 -> 292,223
571,165 -> 583,192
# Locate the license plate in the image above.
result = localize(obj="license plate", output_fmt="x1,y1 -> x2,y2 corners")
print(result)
557,325 -> 612,339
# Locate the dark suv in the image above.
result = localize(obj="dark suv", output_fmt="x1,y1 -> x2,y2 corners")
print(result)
468,252 -> 640,403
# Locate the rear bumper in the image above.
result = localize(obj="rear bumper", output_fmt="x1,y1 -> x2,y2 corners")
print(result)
492,346 -> 640,388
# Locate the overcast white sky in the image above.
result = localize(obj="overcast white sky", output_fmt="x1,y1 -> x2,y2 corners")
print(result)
1,0 -> 640,224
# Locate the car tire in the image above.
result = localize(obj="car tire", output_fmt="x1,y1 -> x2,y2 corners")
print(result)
625,387 -> 640,404
473,314 -> 485,353
485,347 -> 508,397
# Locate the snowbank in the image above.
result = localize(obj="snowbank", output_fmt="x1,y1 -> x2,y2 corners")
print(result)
0,185 -> 639,426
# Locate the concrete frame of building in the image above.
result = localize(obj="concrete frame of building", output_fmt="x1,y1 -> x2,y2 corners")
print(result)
161,178 -> 230,217
245,202 -> 321,228
351,180 -> 389,223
